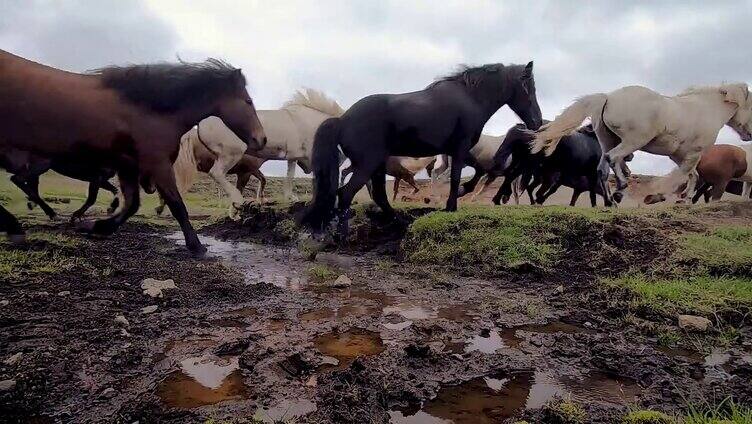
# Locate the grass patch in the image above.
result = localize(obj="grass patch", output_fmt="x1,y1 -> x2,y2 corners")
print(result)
543,399 -> 587,423
684,398 -> 752,424
0,248 -> 83,280
604,274 -> 752,317
622,410 -> 674,424
677,226 -> 752,276
306,264 -> 338,284
402,206 -> 605,273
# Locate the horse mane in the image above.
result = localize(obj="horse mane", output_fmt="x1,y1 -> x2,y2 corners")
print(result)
93,59 -> 245,113
677,85 -> 723,97
282,88 -> 345,117
428,63 -> 510,90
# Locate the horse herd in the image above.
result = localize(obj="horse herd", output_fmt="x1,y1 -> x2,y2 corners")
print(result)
1,49 -> 751,255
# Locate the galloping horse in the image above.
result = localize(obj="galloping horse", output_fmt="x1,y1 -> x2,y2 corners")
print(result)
532,83 -> 752,204
303,62 -> 543,233
689,144 -> 752,202
157,116 -> 267,218
0,50 -> 266,254
253,89 -> 346,201
0,147 -> 120,221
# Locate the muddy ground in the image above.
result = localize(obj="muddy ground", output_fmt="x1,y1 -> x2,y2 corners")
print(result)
1,187 -> 752,423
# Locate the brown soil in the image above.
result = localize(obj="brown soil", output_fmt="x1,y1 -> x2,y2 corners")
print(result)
1,197 -> 751,423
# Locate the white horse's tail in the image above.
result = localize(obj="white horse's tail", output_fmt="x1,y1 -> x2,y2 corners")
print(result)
172,130 -> 199,194
531,93 -> 608,156
283,88 -> 345,117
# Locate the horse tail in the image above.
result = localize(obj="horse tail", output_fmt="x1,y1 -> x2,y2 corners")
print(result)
302,117 -> 342,230
531,93 -> 608,156
173,129 -> 199,194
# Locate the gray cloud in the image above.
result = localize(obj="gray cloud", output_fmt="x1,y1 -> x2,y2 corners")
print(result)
2,0 -> 750,176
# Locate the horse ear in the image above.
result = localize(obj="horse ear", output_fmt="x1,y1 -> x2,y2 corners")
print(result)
521,61 -> 533,80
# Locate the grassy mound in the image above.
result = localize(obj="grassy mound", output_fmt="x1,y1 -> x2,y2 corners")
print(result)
402,206 -> 607,274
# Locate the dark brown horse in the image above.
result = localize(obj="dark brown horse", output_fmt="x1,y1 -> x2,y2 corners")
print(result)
1,147 -> 120,221
0,50 -> 266,254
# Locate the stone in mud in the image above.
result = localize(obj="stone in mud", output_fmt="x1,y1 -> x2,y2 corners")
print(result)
0,379 -> 16,391
57,290 -> 71,297
4,352 -> 22,366
140,278 -> 177,298
404,343 -> 431,359
141,305 -> 158,314
215,339 -> 251,356
0,300 -> 8,307
678,315 -> 712,332
328,274 -> 353,288
100,387 -> 116,398
114,314 -> 130,328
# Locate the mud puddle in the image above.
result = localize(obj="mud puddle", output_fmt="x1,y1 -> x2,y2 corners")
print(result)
390,370 -> 641,423
157,355 -> 248,409
314,328 -> 385,369
255,399 -> 317,423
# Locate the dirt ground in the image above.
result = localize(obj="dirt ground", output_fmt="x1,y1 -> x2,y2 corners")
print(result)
1,174 -> 751,423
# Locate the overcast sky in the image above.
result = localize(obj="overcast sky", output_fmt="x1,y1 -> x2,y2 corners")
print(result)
2,0 -> 751,176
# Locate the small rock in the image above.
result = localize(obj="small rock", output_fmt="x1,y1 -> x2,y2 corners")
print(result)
554,285 -> 564,294
120,329 -> 131,337
584,321 -> 594,328
328,274 -> 352,288
114,314 -> 130,328
305,375 -> 317,387
57,291 -> 71,297
1,300 -> 9,307
141,305 -> 158,314
38,291 -> 49,296
100,387 -> 116,398
140,278 -> 177,298
4,352 -> 23,366
0,379 -> 16,391
678,314 -> 712,332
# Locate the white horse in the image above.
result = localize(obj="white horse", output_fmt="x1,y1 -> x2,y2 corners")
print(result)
169,116 -> 250,220
253,88 -> 346,200
532,83 -> 752,204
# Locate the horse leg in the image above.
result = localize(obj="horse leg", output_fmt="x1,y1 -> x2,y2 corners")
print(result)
743,181 -> 752,199
602,143 -> 635,203
471,175 -> 496,202
80,166 -> 139,236
336,165 -> 378,238
692,181 -> 710,204
446,148 -> 468,212
285,160 -> 299,201
236,171 -> 252,198
459,167 -> 485,197
155,196 -> 166,216
10,174 -> 57,219
340,164 -> 353,187
152,163 -> 205,256
250,169 -> 266,201
405,174 -> 420,194
392,177 -> 400,201
512,176 -> 521,205
70,182 -> 100,221
100,180 -> 120,214
709,180 -> 728,202
570,189 -> 583,207
0,204 -> 24,243
371,168 -> 395,218
646,150 -> 703,204
207,156 -> 246,220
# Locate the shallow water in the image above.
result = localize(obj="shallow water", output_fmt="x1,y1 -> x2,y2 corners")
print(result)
389,370 -> 641,423
256,399 -> 317,423
157,355 -> 248,408
314,328 -> 385,369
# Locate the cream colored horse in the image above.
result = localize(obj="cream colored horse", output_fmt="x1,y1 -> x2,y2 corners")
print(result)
253,88 -> 346,200
532,83 -> 752,204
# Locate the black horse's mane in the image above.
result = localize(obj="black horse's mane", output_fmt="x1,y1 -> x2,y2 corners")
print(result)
430,63 -> 507,88
93,59 -> 245,113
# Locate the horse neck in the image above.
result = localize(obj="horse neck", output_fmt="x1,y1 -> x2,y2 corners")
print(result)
684,90 -> 738,125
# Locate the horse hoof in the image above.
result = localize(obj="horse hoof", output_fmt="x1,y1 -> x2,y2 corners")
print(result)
69,215 -> 82,224
190,244 -> 208,258
613,192 -> 624,203
643,194 -> 666,205
7,233 -> 26,245
26,202 -> 34,211
75,220 -> 97,233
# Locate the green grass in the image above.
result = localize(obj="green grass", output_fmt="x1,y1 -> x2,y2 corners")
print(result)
402,206 -> 607,273
544,399 -> 587,424
0,246 -> 84,280
604,274 -> 752,317
684,399 -> 752,424
677,226 -> 752,275
306,264 -> 338,284
622,410 -> 674,424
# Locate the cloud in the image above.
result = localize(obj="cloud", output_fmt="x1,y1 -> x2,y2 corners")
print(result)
2,0 -> 750,177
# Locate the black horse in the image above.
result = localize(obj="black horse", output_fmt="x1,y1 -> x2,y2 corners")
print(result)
488,124 -> 614,207
303,62 -> 542,232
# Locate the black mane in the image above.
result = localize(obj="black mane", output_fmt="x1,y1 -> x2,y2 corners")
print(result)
429,63 -> 508,89
93,59 -> 245,113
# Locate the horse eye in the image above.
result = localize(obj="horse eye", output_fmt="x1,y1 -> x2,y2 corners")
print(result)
245,99 -> 254,106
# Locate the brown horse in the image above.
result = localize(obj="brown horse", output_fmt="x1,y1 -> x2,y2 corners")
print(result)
0,50 -> 266,254
690,144 -> 750,202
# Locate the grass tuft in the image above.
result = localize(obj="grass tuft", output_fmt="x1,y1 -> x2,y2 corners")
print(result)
677,226 -> 752,276
623,410 -> 675,424
306,264 -> 338,284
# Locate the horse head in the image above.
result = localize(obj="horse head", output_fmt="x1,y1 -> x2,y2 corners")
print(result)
215,69 -> 267,152
508,61 -> 543,131
722,82 -> 752,141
